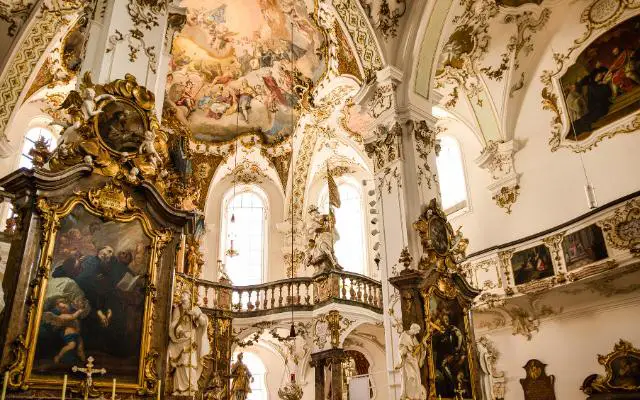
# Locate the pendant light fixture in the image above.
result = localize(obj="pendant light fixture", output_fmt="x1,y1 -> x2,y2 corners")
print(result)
288,17 -> 297,340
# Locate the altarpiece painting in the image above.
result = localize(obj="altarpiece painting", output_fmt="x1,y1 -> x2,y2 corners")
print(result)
33,204 -> 150,381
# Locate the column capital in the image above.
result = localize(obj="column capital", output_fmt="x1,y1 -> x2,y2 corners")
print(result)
310,348 -> 346,365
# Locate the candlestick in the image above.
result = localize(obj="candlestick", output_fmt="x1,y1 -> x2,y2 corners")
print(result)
62,374 -> 67,400
1,372 -> 8,400
112,378 -> 116,400
156,380 -> 162,400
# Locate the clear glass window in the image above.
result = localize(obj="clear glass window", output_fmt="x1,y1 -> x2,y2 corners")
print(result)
435,136 -> 468,213
223,189 -> 266,286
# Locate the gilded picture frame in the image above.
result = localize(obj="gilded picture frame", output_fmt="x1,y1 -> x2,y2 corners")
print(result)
540,1 -> 640,153
422,281 -> 479,400
94,97 -> 150,156
5,183 -> 171,395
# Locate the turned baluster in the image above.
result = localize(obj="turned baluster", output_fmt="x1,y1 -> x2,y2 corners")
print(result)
340,277 -> 347,299
277,285 -> 283,307
305,282 -> 311,304
348,278 -> 356,300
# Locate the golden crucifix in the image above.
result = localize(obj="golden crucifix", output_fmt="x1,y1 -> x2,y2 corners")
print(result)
72,356 -> 107,400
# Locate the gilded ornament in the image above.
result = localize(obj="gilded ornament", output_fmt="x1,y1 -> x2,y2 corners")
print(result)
492,185 -> 520,214
359,0 -> 407,39
581,339 -> 640,395
597,198 -> 640,254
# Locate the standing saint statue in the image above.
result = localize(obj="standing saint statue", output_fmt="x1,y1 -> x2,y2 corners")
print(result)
397,323 -> 427,400
305,205 -> 342,274
168,291 -> 211,396
230,352 -> 254,400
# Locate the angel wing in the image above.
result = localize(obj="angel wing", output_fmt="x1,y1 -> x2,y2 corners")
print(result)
59,90 -> 83,111
43,311 -> 72,327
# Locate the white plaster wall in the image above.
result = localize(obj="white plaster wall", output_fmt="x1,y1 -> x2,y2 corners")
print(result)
448,75 -> 640,254
478,296 -> 640,400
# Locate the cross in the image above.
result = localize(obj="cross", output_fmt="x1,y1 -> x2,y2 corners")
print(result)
72,356 -> 107,400
454,381 -> 466,399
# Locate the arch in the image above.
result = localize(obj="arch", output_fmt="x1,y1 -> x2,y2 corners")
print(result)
219,185 -> 269,286
436,135 -> 469,214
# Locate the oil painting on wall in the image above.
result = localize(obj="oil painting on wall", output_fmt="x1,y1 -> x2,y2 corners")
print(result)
562,224 -> 608,271
165,0 -> 326,144
560,15 -> 640,140
512,244 -> 554,285
32,205 -> 150,382
428,293 -> 473,399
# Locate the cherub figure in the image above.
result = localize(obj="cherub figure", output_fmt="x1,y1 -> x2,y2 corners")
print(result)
59,85 -> 116,124
139,130 -> 163,168
43,297 -> 88,364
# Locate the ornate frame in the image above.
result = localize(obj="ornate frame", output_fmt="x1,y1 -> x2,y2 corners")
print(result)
581,339 -> 640,395
421,279 -> 480,400
5,183 -> 171,395
540,0 -> 640,153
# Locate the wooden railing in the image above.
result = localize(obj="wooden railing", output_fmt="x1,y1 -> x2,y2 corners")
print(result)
175,271 -> 383,316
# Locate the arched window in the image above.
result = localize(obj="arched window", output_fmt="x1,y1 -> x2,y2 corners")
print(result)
221,187 -> 267,286
436,136 -> 468,214
231,351 -> 267,400
19,126 -> 57,169
319,180 -> 366,275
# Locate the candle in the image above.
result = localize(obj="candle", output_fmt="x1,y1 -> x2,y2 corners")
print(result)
156,380 -> 161,400
62,375 -> 67,400
1,372 -> 8,400
111,378 -> 116,400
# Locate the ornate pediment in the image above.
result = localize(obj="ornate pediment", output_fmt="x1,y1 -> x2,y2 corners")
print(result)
582,339 -> 640,395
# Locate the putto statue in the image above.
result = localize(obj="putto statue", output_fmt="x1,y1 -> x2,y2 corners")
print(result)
230,352 -> 254,400
397,323 -> 427,400
168,291 -> 211,396
305,205 -> 342,274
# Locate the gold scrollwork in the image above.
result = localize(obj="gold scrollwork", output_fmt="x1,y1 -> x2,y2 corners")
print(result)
581,339 -> 640,394
597,198 -> 640,254
5,183 -> 171,393
539,0 -> 640,152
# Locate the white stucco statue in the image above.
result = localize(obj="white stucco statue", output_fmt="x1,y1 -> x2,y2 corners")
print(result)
168,291 -> 211,396
305,205 -> 342,274
397,323 -> 427,400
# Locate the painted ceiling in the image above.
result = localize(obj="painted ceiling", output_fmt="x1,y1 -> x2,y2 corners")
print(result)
165,0 -> 326,145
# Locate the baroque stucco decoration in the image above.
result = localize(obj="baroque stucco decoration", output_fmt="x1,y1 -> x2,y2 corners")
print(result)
597,197 -> 640,255
540,0 -> 640,152
475,140 -> 521,214
358,0 -> 407,40
332,0 -> 385,82
0,0 -> 89,153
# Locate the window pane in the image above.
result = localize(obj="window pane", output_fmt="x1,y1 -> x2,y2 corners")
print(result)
436,136 -> 468,211
20,127 -> 57,169
319,182 -> 366,275
224,190 -> 265,285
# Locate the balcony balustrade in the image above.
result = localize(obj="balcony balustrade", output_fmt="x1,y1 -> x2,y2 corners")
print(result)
175,270 -> 383,316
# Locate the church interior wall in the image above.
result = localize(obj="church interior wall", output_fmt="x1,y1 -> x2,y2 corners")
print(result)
477,293 -> 640,400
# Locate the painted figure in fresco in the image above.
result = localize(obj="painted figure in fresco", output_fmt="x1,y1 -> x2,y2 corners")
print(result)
43,297 -> 88,364
230,352 -> 254,400
604,47 -> 640,97
305,205 -> 342,274
565,83 -> 588,122
168,291 -> 211,396
397,323 -> 427,400
237,79 -> 257,122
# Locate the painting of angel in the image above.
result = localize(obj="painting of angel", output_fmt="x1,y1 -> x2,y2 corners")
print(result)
164,0 -> 325,144
560,15 -> 640,140
32,205 -> 150,382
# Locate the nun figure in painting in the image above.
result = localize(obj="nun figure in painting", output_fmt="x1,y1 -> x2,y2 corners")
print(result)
397,323 -> 427,400
168,291 -> 210,396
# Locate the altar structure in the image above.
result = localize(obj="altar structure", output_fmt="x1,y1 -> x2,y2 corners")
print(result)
0,0 -> 638,399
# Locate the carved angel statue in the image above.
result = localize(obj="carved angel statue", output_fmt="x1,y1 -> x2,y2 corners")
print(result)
139,130 -> 163,169
396,323 -> 427,400
168,291 -> 211,396
230,352 -> 254,400
305,205 -> 342,274
60,85 -> 115,123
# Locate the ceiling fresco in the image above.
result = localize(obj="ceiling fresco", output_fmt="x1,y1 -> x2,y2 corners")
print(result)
165,0 -> 326,145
